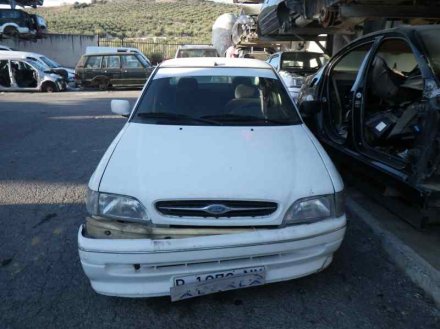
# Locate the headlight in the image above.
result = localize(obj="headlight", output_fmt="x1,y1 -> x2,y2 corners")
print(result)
86,189 -> 149,223
283,192 -> 345,225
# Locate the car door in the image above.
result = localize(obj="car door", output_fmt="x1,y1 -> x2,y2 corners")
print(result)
101,55 -> 122,86
0,59 -> 12,90
121,54 -> 150,86
320,41 -> 374,147
352,36 -> 435,176
84,55 -> 103,83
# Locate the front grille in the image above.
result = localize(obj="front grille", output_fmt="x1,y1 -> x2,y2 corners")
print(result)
155,200 -> 278,218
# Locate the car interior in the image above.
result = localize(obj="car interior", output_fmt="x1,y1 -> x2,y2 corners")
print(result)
11,60 -> 37,88
327,44 -> 373,142
363,39 -> 424,162
0,60 -> 11,87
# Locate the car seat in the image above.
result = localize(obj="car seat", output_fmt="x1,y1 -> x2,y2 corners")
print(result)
225,84 -> 261,117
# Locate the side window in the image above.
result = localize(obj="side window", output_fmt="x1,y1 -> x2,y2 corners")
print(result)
327,42 -> 373,141
85,56 -> 102,69
103,56 -> 120,69
122,55 -> 143,69
363,39 -> 423,160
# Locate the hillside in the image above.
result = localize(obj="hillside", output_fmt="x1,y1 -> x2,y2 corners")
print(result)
30,0 -> 237,42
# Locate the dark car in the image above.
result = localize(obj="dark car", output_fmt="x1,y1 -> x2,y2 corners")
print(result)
0,9 -> 34,37
75,52 -> 154,90
297,25 -> 440,226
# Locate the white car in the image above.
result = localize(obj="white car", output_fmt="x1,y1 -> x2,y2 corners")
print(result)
78,58 -> 346,300
267,51 -> 329,100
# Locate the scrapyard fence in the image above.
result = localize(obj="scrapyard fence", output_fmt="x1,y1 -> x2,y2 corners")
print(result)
98,38 -> 210,63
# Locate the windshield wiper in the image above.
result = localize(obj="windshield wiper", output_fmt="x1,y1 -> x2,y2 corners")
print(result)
137,112 -> 222,125
200,114 -> 287,125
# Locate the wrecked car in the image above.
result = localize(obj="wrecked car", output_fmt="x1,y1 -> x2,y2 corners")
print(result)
78,58 -> 346,300
267,51 -> 328,100
0,9 -> 44,38
1,51 -> 75,88
297,25 -> 440,226
0,55 -> 66,92
258,0 -> 440,36
75,51 -> 154,90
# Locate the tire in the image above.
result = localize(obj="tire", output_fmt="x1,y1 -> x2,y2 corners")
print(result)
3,26 -> 19,38
98,79 -> 110,91
41,82 -> 57,93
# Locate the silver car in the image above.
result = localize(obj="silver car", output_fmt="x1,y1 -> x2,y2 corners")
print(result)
267,51 -> 328,100
0,57 -> 66,92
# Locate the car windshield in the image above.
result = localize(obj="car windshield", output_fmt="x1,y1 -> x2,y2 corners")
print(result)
418,28 -> 440,80
133,72 -> 301,126
40,56 -> 60,68
28,59 -> 46,72
177,49 -> 218,58
281,52 -> 328,72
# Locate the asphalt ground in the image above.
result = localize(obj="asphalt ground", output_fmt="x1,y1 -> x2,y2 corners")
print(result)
0,91 -> 438,329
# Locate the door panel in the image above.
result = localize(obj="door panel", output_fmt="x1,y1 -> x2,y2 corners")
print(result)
121,54 -> 149,86
102,55 -> 122,85
84,55 -> 103,84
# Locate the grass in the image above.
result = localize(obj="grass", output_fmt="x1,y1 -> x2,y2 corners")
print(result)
29,0 -> 237,42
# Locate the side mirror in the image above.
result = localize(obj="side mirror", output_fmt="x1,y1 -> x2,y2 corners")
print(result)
111,99 -> 131,117
299,100 -> 321,117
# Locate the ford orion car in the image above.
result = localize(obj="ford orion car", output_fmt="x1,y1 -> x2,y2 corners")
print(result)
78,58 -> 346,301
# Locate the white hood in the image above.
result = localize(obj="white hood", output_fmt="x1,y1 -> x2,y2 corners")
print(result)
98,123 -> 335,226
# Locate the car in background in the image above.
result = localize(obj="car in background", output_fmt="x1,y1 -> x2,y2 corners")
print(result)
75,51 -> 154,90
297,25 -> 440,226
29,14 -> 47,37
267,51 -> 328,100
0,51 -> 75,87
175,45 -> 219,58
78,57 -> 346,300
0,55 -> 66,92
0,9 -> 45,38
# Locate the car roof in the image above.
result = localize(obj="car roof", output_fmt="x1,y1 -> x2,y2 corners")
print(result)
0,51 -> 44,58
84,52 -> 136,56
178,45 -> 216,49
160,57 -> 273,69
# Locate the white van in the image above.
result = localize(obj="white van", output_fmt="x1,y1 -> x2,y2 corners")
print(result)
78,58 -> 346,301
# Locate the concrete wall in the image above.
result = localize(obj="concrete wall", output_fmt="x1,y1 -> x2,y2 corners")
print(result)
1,34 -> 98,68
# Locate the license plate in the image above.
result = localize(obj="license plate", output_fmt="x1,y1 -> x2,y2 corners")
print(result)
170,267 -> 265,301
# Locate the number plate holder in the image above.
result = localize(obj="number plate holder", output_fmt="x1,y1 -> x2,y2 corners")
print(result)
170,267 -> 266,301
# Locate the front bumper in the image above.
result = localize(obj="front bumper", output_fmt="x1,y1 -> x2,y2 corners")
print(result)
78,216 -> 346,298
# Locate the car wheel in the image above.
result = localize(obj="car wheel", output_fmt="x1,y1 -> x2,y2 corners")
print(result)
4,26 -> 19,37
41,82 -> 57,93
98,79 -> 109,91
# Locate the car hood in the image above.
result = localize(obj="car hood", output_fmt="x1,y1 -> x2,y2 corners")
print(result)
98,123 -> 335,226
